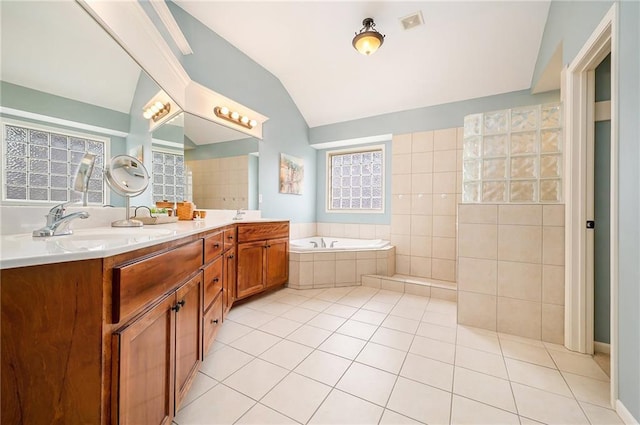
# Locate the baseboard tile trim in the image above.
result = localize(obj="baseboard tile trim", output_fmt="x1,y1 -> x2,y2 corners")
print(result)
594,341 -> 611,354
616,399 -> 640,425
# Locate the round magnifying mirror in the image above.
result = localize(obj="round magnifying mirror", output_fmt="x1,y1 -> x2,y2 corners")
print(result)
104,155 -> 149,227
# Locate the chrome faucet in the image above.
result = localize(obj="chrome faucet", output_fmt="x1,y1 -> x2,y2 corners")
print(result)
330,240 -> 338,248
33,202 -> 89,237
232,208 -> 246,220
320,237 -> 326,248
310,241 -> 318,248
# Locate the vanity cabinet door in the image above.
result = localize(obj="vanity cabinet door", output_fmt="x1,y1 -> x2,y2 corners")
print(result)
265,238 -> 289,289
223,248 -> 236,315
236,241 -> 265,299
112,295 -> 175,425
174,273 -> 202,411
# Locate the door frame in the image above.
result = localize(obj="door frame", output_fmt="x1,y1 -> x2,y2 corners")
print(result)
563,4 -> 618,404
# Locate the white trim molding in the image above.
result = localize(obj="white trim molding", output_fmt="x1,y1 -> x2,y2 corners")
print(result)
563,2 -> 618,405
616,400 -> 640,425
149,0 -> 193,55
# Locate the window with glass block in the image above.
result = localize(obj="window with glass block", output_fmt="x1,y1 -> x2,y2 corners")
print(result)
2,121 -> 106,204
152,150 -> 185,203
462,103 -> 562,203
328,147 -> 384,211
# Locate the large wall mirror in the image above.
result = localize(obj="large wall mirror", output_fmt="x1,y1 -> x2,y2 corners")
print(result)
1,1 -> 260,210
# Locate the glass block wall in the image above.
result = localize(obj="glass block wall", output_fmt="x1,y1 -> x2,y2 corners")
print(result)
152,150 -> 185,203
462,103 -> 562,203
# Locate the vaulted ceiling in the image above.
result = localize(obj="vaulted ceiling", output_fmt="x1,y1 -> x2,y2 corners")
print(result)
173,1 -> 551,128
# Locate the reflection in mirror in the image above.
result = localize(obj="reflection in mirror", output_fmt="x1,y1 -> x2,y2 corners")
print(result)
0,1 -> 166,207
152,112 -> 259,210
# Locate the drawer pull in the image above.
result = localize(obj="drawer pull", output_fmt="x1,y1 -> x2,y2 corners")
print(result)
171,299 -> 186,312
227,235 -> 234,240
228,254 -> 234,259
211,318 -> 219,324
213,277 -> 220,283
213,243 -> 220,248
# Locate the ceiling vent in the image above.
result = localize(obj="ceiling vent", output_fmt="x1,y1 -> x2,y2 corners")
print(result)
400,11 -> 424,31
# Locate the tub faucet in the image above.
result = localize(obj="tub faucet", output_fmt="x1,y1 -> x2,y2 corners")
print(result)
320,237 -> 326,248
33,202 -> 89,237
310,241 -> 318,248
330,240 -> 338,248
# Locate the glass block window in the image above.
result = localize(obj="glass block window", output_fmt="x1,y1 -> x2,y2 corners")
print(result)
327,146 -> 384,212
2,120 -> 106,204
462,103 -> 562,203
152,150 -> 185,203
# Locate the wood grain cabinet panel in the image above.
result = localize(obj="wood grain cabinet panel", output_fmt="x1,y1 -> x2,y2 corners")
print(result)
204,231 -> 223,264
236,241 -> 266,299
223,248 -> 236,315
203,256 -> 223,310
203,293 -> 223,356
265,238 -> 289,288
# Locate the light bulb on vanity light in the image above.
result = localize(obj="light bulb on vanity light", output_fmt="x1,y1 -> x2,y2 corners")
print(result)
220,106 -> 230,115
143,110 -> 153,119
240,116 -> 249,125
231,111 -> 240,120
249,119 -> 257,128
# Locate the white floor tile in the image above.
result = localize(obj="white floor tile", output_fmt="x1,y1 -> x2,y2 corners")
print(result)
200,345 -> 254,381
416,321 -> 457,344
426,298 -> 457,314
235,403 -> 299,424
505,358 -> 572,397
308,389 -> 384,425
511,382 -> 589,425
306,312 -> 347,332
370,290 -> 403,304
223,358 -> 288,400
174,384 -> 254,425
456,326 -> 502,355
251,301 -> 294,316
215,320 -> 253,344
362,300 -> 395,314
336,319 -> 378,340
579,401 -> 624,425
379,409 -> 422,424
351,309 -> 388,326
397,294 -> 430,309
230,309 -> 277,328
318,333 -> 367,360
286,324 -> 332,348
229,330 -> 282,356
356,341 -> 407,374
422,310 -> 457,328
549,349 -> 611,381
294,350 -> 352,386
225,304 -> 255,321
498,332 -> 546,348
410,335 -> 456,364
455,345 -> 508,379
337,294 -> 370,308
336,362 -> 397,406
278,293 -> 310,306
370,327 -> 414,351
280,306 -> 319,323
519,416 -> 546,424
563,371 -> 611,407
500,339 -> 555,368
178,372 -> 217,409
451,395 -> 520,425
298,298 -> 333,312
323,303 -> 358,318
259,339 -> 313,370
400,353 -> 454,391
390,305 -> 425,321
315,287 -> 354,302
387,376 -> 452,425
453,367 -> 516,413
258,317 -> 302,338
261,373 -> 331,424
382,315 -> 420,334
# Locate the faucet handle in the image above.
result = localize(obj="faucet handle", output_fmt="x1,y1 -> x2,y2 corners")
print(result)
47,201 -> 76,221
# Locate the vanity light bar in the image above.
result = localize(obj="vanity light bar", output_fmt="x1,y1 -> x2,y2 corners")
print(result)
214,106 -> 258,129
143,101 -> 171,122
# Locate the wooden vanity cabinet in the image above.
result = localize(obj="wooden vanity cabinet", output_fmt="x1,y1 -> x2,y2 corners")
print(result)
236,221 -> 289,300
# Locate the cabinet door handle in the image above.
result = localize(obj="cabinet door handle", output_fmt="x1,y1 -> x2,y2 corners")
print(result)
213,277 -> 220,283
266,245 -> 271,248
227,235 -> 234,240
228,254 -> 234,259
211,319 -> 219,324
171,299 -> 186,312
213,243 -> 220,248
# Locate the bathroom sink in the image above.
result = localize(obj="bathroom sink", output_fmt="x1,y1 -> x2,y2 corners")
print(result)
7,227 -> 176,252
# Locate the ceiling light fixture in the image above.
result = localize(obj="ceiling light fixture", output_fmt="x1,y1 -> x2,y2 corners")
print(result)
142,101 -> 171,122
352,17 -> 385,56
214,106 -> 257,129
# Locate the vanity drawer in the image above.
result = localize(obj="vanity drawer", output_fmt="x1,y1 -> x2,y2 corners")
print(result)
204,231 -> 224,264
203,256 -> 223,310
223,227 -> 236,251
113,240 -> 203,323
203,293 -> 223,356
237,222 -> 289,243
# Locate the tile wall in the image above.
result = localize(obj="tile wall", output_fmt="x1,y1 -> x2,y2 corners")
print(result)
187,156 -> 249,209
457,204 -> 565,343
390,128 -> 464,283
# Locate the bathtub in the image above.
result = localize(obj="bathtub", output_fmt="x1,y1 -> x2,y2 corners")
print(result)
290,236 -> 390,252
288,236 -> 395,289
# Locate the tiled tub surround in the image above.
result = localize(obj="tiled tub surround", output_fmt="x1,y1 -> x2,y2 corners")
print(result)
457,204 -> 565,343
187,155 -> 250,210
288,246 -> 396,290
390,128 -> 463,283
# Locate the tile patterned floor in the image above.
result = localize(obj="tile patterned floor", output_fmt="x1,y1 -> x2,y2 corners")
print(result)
174,286 -> 623,425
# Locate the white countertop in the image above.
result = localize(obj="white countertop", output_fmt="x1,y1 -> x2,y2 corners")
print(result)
0,210 -> 287,269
